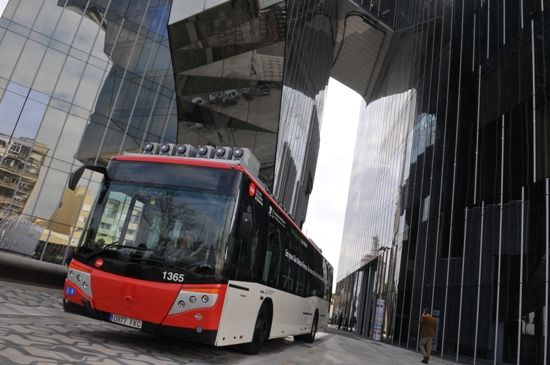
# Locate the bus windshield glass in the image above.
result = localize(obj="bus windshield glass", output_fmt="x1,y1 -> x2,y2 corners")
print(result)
78,161 -> 241,277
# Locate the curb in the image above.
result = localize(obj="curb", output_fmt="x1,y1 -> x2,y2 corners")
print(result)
0,251 -> 66,287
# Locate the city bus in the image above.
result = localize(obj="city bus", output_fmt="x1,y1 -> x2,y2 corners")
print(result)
63,143 -> 333,354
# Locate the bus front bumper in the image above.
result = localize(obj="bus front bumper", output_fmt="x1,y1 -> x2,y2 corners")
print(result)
63,300 -> 218,345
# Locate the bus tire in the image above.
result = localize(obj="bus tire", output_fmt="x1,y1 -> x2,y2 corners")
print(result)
240,302 -> 271,355
303,312 -> 318,343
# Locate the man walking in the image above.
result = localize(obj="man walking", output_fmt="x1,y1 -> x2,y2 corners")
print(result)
419,308 -> 437,364
337,312 -> 343,330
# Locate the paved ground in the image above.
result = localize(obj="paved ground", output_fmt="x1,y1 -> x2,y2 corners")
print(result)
0,280 -> 456,364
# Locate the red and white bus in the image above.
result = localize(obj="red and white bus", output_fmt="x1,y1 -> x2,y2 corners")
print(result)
63,143 -> 333,354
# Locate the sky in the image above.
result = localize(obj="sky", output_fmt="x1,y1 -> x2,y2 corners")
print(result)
0,1 -> 6,15
303,78 -> 362,286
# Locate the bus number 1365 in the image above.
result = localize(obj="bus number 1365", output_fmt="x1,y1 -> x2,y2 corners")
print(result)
162,271 -> 185,282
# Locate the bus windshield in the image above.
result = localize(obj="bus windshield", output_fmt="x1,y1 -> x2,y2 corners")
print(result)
77,162 -> 241,277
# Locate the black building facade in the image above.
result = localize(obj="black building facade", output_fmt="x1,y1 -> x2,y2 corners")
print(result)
335,1 -> 550,364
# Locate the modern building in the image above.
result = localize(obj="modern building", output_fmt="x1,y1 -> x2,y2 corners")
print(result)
0,0 -> 336,264
335,1 -> 550,365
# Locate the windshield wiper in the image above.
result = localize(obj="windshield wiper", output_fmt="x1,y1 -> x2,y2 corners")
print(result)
131,256 -> 198,275
83,243 -> 154,259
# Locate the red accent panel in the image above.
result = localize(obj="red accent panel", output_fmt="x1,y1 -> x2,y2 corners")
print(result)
91,270 -> 181,324
248,182 -> 256,197
94,258 -> 104,268
69,259 -> 93,273
162,284 -> 227,331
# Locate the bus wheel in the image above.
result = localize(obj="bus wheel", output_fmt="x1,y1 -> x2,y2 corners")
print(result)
241,304 -> 270,355
304,313 -> 318,343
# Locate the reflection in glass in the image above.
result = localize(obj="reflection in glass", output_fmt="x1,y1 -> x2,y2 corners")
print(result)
12,97 -> 48,140
33,48 -> 66,95
53,57 -> 85,103
0,89 -> 26,136
11,40 -> 47,88
0,132 -> 48,221
76,0 -> 177,164
169,0 -> 336,225
169,0 -> 286,185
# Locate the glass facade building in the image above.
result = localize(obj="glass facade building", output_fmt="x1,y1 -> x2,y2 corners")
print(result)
0,0 -> 335,264
167,0 -> 336,225
335,1 -> 550,365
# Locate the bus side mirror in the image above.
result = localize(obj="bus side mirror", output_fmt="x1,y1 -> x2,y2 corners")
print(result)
68,165 -> 108,190
237,211 -> 253,240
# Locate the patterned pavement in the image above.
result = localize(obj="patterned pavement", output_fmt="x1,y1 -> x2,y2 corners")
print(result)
0,280 -> 230,365
0,280 -> 457,365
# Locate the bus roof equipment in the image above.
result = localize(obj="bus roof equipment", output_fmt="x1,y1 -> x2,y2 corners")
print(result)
141,142 -> 261,180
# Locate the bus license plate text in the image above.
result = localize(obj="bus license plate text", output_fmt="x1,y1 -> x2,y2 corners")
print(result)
109,314 -> 142,329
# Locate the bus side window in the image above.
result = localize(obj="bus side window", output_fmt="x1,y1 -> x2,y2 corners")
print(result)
236,224 -> 260,281
304,255 -> 311,297
262,219 -> 281,286
308,253 -> 323,298
294,236 -> 306,296
315,258 -> 324,298
279,229 -> 293,292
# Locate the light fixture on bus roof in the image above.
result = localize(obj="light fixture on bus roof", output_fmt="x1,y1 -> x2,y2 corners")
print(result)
231,147 -> 260,176
140,142 -> 261,178
159,143 -> 176,156
175,144 -> 197,157
143,142 -> 160,154
233,148 -> 244,159
197,145 -> 215,158
214,146 -> 232,159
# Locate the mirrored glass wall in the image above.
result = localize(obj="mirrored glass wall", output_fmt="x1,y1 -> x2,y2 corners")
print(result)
0,0 -> 177,264
0,0 -> 335,264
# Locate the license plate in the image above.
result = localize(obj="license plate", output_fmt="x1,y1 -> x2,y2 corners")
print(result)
109,314 -> 143,329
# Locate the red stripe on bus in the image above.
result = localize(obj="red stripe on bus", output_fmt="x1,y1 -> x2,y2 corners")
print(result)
112,155 -> 244,171
68,259 -> 93,273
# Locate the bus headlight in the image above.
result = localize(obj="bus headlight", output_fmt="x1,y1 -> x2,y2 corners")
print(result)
66,268 -> 92,299
168,290 -> 218,315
